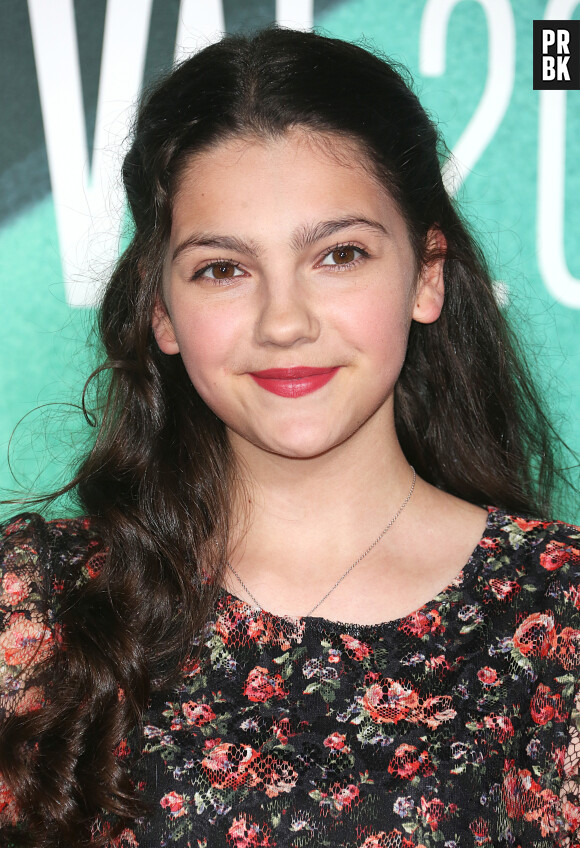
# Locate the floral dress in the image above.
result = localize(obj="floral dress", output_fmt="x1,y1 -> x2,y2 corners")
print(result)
2,509 -> 580,847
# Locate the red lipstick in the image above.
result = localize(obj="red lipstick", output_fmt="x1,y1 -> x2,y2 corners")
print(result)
249,366 -> 340,397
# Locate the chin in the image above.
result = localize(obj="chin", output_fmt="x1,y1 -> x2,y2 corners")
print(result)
266,442 -> 334,460
250,422 -> 352,460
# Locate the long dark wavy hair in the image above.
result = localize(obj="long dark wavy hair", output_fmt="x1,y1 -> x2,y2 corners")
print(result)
0,26 -> 563,847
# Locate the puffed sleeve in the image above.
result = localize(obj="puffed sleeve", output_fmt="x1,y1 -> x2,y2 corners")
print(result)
555,523 -> 580,847
0,513 -> 58,825
0,514 -> 58,717
560,690 -> 580,845
0,513 -> 104,833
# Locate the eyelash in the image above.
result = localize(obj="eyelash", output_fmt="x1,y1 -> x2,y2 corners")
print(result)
191,242 -> 370,283
191,262 -> 245,283
318,243 -> 369,271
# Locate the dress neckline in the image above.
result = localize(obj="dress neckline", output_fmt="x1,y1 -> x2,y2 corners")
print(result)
217,506 -> 503,637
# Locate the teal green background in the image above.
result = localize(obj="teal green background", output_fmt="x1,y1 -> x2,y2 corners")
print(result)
1,0 -> 579,520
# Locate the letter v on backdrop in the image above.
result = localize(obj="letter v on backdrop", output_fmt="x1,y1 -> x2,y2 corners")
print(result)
28,0 -> 154,308
26,1 -> 209,307
27,0 -> 314,308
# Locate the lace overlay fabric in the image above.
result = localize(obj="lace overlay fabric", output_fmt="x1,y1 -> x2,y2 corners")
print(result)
2,510 -> 580,847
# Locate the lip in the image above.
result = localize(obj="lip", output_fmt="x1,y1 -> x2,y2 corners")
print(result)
249,366 -> 340,398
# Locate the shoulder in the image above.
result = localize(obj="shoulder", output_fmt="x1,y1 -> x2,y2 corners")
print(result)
0,511 -> 105,588
0,513 -> 105,714
475,507 -> 580,623
485,508 -> 580,568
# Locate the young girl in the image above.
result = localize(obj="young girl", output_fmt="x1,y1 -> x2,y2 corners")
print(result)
1,26 -> 579,848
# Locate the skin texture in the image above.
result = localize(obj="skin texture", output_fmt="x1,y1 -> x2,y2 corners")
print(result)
154,130 -> 442,460
153,130 -> 487,623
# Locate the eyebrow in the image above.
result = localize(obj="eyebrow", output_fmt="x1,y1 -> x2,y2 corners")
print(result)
171,216 -> 389,263
290,217 -> 389,251
172,234 -> 261,262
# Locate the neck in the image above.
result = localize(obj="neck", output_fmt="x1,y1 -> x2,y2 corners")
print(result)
227,413 -> 414,568
223,412 -> 489,624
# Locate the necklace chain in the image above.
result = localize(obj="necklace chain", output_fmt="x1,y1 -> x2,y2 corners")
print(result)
226,466 -> 416,618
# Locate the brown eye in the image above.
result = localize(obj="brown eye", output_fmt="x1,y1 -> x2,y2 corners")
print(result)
212,263 -> 237,279
332,247 -> 356,264
320,245 -> 363,268
194,262 -> 244,281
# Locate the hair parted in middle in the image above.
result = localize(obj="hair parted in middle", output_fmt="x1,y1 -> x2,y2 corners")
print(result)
106,25 -> 554,518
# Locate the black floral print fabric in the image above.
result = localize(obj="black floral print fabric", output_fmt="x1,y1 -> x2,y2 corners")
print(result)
2,509 -> 580,847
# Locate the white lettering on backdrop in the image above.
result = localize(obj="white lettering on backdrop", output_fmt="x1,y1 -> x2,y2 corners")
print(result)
28,0 -> 153,308
419,0 -> 515,195
419,0 -> 515,306
174,0 -> 225,62
27,0 -> 578,309
276,0 -> 314,30
28,0 -> 313,308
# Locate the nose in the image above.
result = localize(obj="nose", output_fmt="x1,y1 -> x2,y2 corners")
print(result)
254,275 -> 320,348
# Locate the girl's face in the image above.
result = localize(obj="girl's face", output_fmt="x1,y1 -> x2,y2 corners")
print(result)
154,130 -> 444,461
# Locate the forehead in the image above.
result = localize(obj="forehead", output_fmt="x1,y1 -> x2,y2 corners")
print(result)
175,128 -> 380,185
168,129 -> 412,254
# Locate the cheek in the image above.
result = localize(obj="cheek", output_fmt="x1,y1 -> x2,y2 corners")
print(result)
172,307 -> 242,392
333,285 -> 413,365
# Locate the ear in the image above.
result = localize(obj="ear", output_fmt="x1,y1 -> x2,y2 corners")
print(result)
152,298 -> 180,354
412,227 -> 446,325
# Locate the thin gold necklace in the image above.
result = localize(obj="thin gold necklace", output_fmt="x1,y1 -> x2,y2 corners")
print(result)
226,466 -> 416,618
